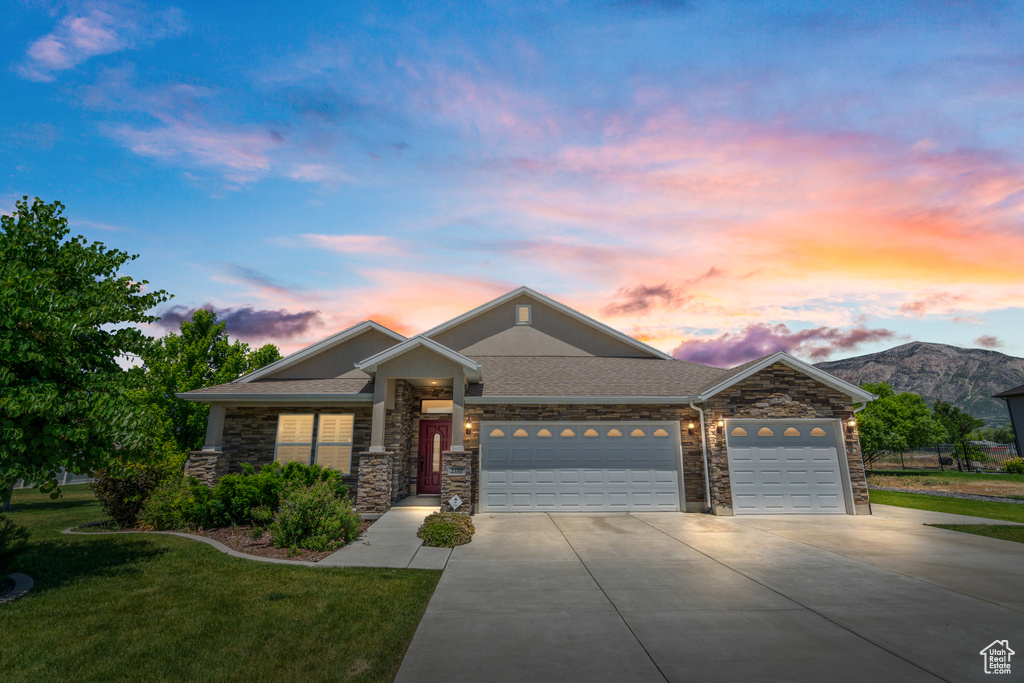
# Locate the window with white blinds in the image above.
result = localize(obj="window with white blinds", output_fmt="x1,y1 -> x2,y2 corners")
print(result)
275,414 -> 314,465
316,414 -> 355,474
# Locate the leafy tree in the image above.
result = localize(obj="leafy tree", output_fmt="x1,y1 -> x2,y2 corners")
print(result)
143,309 -> 281,454
933,400 -> 987,469
1,198 -> 169,509
855,382 -> 947,465
967,425 -> 1016,444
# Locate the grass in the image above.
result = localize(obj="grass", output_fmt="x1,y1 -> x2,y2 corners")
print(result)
867,469 -> 1024,483
0,485 -> 440,683
928,524 -> 1024,545
869,489 -> 1024,524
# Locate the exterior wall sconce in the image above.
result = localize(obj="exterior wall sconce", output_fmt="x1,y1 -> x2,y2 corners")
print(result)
687,422 -> 695,436
465,421 -> 472,436
716,419 -> 724,436
846,418 -> 857,434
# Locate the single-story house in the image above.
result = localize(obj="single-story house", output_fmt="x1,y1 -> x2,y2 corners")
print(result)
993,384 -> 1024,460
179,286 -> 874,517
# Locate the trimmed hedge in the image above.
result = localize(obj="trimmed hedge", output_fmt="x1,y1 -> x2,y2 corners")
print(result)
416,512 -> 474,547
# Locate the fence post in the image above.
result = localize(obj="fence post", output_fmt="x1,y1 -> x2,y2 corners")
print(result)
936,444 -> 944,471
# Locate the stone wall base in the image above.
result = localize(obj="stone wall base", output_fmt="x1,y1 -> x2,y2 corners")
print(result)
357,451 -> 394,514
440,450 -> 474,514
186,451 -> 228,487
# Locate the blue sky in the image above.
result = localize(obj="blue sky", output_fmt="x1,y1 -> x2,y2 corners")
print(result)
4,0 -> 1023,363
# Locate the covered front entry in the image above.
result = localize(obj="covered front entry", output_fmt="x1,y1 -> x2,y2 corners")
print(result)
725,419 -> 852,514
479,421 -> 682,512
417,420 -> 451,495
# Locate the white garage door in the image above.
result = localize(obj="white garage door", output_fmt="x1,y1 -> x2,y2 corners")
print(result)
726,420 -> 850,515
480,421 -> 681,512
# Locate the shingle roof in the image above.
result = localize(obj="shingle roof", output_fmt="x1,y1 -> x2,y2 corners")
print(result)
994,384 -> 1024,399
466,356 -> 729,398
183,376 -> 373,397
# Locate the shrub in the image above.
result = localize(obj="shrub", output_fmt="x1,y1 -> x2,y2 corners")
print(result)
212,464 -> 284,526
138,476 -> 220,531
0,515 -> 30,576
270,482 -> 361,552
90,454 -> 184,527
416,512 -> 474,547
1003,457 -> 1024,475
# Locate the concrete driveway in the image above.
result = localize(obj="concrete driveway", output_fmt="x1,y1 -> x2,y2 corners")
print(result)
396,506 -> 1024,682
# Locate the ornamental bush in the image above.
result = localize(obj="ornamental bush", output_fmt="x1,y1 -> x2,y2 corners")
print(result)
90,454 -> 185,527
269,481 -> 361,553
211,461 -> 350,526
0,515 -> 30,576
416,512 -> 474,547
138,476 -> 220,531
1003,457 -> 1024,475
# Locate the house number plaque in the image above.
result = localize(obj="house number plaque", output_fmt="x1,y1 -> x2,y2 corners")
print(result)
446,466 -> 467,476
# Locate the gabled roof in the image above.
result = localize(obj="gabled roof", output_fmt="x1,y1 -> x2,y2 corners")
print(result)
420,285 -> 675,360
697,351 -> 876,403
356,335 -> 483,381
993,384 -> 1024,399
235,320 -> 405,383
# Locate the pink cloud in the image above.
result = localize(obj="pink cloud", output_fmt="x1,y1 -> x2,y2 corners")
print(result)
17,6 -> 184,82
109,121 -> 278,174
975,335 -> 1003,348
672,323 -> 897,366
296,234 -> 403,256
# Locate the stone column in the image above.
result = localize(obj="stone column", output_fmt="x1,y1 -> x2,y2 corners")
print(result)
356,450 -> 394,515
440,449 -> 473,514
186,450 -> 227,487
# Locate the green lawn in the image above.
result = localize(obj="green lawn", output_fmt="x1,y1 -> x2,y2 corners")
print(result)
867,469 -> 1024,484
928,524 -> 1024,545
0,485 -> 440,683
869,489 -> 1024,524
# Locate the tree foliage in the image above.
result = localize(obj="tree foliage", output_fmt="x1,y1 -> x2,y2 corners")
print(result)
932,400 -> 986,443
143,309 -> 281,454
855,382 -> 947,463
1,198 -> 169,503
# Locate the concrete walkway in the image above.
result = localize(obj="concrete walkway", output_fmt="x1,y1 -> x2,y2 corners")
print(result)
397,507 -> 1024,683
319,499 -> 450,569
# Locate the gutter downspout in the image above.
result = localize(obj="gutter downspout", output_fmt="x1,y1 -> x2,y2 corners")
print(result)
689,401 -> 713,514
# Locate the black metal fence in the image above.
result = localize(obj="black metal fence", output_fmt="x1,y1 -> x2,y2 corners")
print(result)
866,442 -> 1020,472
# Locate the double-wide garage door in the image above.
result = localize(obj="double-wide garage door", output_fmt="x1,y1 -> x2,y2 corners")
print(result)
726,419 -> 851,514
480,421 -> 681,512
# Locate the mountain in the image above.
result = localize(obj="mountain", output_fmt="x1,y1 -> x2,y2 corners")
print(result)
815,341 -> 1024,425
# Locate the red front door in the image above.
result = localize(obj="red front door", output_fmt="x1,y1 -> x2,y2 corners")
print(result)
417,420 -> 451,495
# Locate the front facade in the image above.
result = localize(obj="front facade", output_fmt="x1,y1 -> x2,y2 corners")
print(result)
180,287 -> 874,517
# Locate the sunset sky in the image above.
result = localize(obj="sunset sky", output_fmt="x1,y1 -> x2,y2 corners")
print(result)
4,1 -> 1023,365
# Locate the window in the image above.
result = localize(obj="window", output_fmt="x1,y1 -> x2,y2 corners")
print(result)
607,428 -> 623,437
516,304 -> 532,325
513,428 -> 529,437
653,428 -> 669,437
537,429 -> 552,437
784,427 -> 801,437
630,428 -> 646,437
560,428 -> 576,437
757,427 -> 774,437
432,433 -> 442,472
731,427 -> 748,437
489,428 -> 506,437
275,414 -> 314,465
810,427 -> 827,437
421,399 -> 453,414
583,428 -> 599,437
316,414 -> 355,474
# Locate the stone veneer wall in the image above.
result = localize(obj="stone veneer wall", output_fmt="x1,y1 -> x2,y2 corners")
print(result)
186,450 -> 228,487
356,451 -> 393,514
462,403 -> 707,513
220,405 -> 373,496
384,380 -> 416,502
439,450 -> 474,514
704,362 -> 869,514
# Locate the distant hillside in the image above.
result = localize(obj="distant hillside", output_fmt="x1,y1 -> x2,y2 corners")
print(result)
815,341 -> 1024,425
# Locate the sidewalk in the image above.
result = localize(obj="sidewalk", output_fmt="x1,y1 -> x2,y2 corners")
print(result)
319,498 -> 451,569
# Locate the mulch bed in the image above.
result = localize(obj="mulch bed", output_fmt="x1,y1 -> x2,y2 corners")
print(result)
0,577 -> 14,599
190,521 -> 375,563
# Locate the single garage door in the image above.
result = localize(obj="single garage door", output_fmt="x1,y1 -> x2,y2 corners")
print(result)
480,421 -> 681,512
726,420 -> 850,515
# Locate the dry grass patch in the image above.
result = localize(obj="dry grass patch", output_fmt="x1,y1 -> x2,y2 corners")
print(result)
867,473 -> 1024,499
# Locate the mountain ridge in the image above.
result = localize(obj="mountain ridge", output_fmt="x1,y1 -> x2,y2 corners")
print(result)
814,341 -> 1024,425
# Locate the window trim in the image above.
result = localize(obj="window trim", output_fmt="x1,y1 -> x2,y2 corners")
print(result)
314,413 -> 355,474
515,304 -> 532,325
274,414 -> 315,466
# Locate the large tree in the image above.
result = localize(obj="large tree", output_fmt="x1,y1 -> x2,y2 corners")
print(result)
143,309 -> 281,454
1,198 -> 169,508
856,382 -> 948,464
